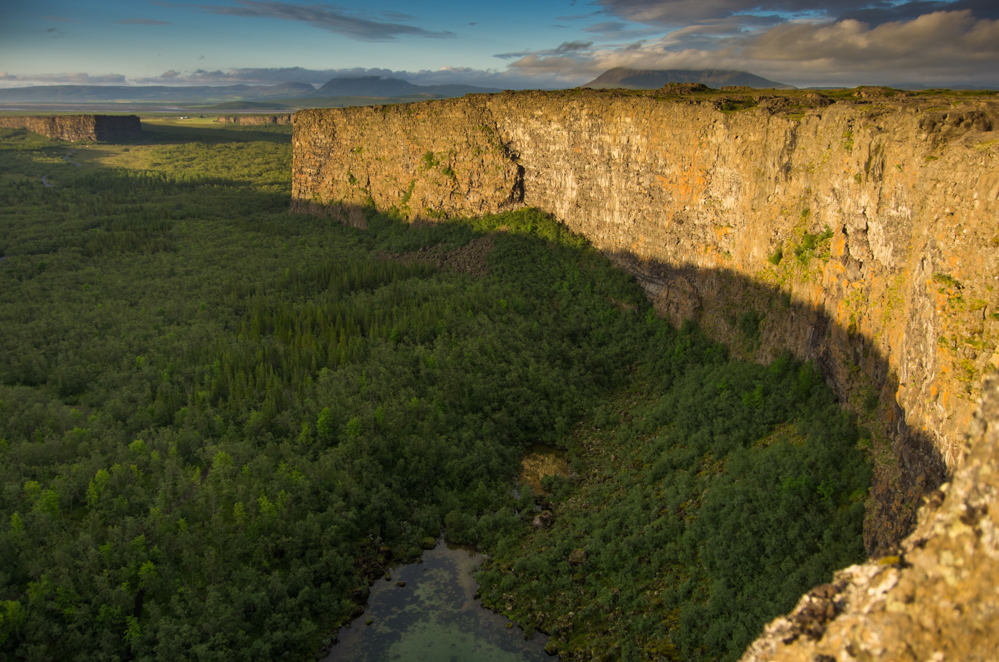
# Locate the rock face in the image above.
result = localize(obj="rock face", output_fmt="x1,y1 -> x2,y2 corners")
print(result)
292,89 -> 999,555
0,115 -> 141,141
215,114 -> 292,125
741,375 -> 999,662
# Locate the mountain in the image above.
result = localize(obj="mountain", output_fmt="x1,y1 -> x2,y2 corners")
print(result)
0,77 -> 501,106
315,76 -> 501,98
582,68 -> 794,90
0,82 -> 317,103
316,76 -> 419,97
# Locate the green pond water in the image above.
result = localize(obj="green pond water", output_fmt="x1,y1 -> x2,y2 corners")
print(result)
324,542 -> 555,662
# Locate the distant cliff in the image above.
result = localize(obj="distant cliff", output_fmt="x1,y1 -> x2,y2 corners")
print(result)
215,114 -> 292,125
0,115 -> 141,141
292,88 -> 999,554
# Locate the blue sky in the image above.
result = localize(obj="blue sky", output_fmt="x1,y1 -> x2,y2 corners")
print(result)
1,0 -> 998,88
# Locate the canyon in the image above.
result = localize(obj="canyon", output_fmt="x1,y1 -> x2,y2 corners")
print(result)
292,88 -> 999,659
0,114 -> 141,141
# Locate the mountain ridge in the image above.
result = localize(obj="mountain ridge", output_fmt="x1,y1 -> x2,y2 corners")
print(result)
0,77 -> 502,104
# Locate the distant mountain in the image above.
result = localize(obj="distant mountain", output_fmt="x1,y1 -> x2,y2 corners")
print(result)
0,82 -> 317,103
315,76 -> 501,98
583,68 -> 794,90
0,77 -> 501,105
316,76 -> 419,97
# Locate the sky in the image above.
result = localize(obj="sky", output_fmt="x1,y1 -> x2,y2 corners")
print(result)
1,0 -> 998,89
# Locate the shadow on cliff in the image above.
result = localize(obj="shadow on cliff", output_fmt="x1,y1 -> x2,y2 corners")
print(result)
605,250 -> 948,556
297,200 -> 947,556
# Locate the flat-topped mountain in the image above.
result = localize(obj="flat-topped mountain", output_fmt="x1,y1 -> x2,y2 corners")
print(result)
583,67 -> 794,90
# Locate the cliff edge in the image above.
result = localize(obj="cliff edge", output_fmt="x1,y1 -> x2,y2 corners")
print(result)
0,115 -> 141,141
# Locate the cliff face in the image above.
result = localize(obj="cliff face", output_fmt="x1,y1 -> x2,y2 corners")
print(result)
292,90 -> 999,554
215,114 -> 292,125
0,115 -> 141,141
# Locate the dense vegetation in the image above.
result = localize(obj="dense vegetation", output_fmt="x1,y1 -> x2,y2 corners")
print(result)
0,122 -> 870,661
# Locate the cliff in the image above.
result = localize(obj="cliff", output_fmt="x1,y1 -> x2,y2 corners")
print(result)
0,115 -> 141,141
292,89 -> 999,553
215,114 -> 292,125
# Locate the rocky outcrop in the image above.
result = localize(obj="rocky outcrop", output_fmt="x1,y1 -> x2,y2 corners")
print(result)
215,114 -> 292,125
0,115 -> 141,141
741,374 -> 999,662
292,89 -> 999,554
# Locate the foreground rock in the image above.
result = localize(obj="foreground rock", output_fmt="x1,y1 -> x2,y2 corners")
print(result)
743,374 -> 999,661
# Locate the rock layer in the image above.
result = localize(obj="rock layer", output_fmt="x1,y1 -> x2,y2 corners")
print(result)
292,89 -> 999,554
0,115 -> 141,141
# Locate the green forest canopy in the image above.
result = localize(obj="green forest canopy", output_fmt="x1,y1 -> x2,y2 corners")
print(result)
0,122 -> 870,661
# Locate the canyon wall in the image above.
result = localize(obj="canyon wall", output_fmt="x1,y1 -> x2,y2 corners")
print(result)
292,89 -> 999,554
0,115 -> 141,141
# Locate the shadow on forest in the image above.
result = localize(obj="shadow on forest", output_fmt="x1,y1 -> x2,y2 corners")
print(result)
302,200 -> 948,556
134,122 -> 292,146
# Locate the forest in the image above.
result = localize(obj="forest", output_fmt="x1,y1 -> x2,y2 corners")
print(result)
0,119 -> 870,661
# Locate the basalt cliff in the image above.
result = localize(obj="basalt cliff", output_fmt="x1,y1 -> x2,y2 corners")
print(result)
0,114 -> 141,141
292,88 -> 999,659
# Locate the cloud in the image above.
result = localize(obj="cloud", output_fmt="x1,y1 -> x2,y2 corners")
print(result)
133,67 -> 333,85
40,16 -> 78,23
744,9 -> 999,70
0,72 -> 129,88
37,27 -> 68,37
596,0 -> 999,27
582,20 -> 667,39
496,41 -> 595,62
506,8 -> 999,87
116,18 -> 173,25
555,40 -> 595,52
595,0 -> 860,26
128,65 -> 567,91
171,0 -> 455,41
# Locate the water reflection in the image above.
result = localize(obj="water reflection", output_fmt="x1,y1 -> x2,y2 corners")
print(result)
325,541 -> 555,662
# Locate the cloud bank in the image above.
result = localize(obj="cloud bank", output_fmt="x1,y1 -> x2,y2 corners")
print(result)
509,7 -> 999,87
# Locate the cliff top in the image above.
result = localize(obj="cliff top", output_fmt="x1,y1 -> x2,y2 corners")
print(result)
295,86 -> 999,125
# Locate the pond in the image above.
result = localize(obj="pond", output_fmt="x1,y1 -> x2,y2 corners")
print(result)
324,541 -> 556,662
